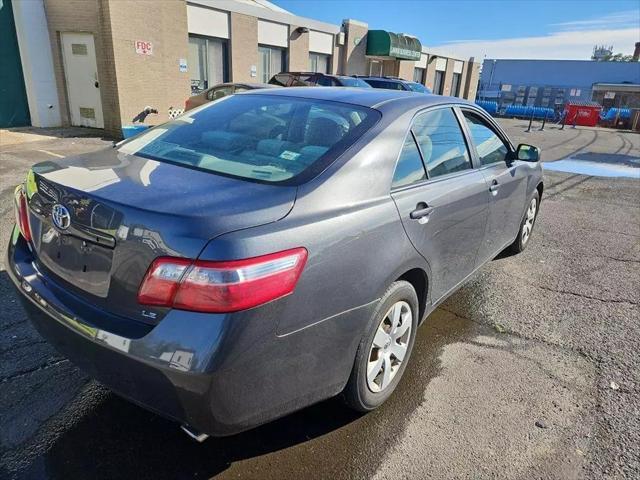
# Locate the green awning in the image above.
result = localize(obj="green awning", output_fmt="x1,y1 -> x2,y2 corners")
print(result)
366,30 -> 422,61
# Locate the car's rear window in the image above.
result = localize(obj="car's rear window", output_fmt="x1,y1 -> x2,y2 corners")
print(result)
119,94 -> 379,184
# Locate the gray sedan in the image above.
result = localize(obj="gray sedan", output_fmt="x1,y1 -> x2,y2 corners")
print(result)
8,88 -> 542,440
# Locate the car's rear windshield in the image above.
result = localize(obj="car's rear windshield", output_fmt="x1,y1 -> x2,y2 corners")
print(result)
119,94 -> 380,184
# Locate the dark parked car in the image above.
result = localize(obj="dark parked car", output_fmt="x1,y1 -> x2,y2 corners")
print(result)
8,88 -> 543,441
185,82 -> 279,111
358,76 -> 432,93
269,72 -> 371,88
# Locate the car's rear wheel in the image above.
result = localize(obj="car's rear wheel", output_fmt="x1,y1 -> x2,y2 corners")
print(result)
343,281 -> 418,411
509,190 -> 540,254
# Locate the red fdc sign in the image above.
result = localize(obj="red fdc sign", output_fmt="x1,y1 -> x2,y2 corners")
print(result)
135,40 -> 153,55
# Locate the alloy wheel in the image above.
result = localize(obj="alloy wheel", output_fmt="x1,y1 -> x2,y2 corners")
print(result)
522,197 -> 537,244
367,301 -> 412,393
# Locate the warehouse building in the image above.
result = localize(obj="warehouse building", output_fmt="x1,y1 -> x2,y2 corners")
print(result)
3,0 -> 479,135
479,56 -> 640,110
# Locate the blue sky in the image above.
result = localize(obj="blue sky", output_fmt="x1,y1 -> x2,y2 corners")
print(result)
272,0 -> 640,59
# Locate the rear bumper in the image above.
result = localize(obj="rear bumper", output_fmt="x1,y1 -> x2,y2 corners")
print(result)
7,229 -> 374,436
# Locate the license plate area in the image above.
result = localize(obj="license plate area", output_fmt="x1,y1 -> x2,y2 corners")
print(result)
36,225 -> 113,298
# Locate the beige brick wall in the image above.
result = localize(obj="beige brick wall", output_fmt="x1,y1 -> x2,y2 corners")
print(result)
459,61 -> 469,98
230,13 -> 258,82
107,0 -> 190,128
331,40 -> 341,74
342,20 -> 368,76
397,60 -> 415,81
442,60 -> 454,96
43,0 -> 189,137
43,0 -> 121,134
464,60 -> 480,100
424,58 -> 436,92
288,26 -> 308,71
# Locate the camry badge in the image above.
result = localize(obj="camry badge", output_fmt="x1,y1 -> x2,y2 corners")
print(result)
51,204 -> 71,230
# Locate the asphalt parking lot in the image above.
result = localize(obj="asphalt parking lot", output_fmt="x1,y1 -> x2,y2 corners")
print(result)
0,122 -> 639,479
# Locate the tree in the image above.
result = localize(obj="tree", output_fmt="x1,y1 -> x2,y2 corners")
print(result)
591,52 -> 635,62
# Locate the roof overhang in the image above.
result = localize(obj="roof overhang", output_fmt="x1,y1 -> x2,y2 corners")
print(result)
592,83 -> 640,93
366,30 -> 422,61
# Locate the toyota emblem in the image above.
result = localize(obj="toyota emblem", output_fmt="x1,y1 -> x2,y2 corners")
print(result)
51,204 -> 71,230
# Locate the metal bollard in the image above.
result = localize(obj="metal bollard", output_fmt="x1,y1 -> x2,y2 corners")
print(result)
539,111 -> 547,131
526,111 -> 534,132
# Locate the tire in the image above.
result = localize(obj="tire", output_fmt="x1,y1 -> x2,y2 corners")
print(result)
508,190 -> 540,254
343,281 -> 419,412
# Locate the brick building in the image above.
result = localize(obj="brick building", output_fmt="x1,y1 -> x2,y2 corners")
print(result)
6,0 -> 480,135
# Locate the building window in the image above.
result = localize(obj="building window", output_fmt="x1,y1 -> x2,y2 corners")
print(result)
413,67 -> 425,84
434,70 -> 445,95
258,45 -> 287,83
451,72 -> 461,97
188,35 -> 228,94
309,52 -> 330,73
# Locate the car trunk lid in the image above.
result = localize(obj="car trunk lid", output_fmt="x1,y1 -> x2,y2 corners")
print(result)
26,148 -> 296,325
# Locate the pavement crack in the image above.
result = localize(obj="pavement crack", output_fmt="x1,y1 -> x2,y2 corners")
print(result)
526,283 -> 639,306
437,305 -> 601,364
500,272 -> 639,305
0,358 -> 69,383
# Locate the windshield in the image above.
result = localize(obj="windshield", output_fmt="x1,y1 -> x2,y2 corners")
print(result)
119,95 -> 379,184
339,77 -> 372,88
407,82 -> 431,93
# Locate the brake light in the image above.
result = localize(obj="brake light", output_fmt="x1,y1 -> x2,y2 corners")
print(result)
14,187 -> 32,243
138,248 -> 307,313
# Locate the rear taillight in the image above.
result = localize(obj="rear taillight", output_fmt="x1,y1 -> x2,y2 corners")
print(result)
14,187 -> 32,243
138,248 -> 307,313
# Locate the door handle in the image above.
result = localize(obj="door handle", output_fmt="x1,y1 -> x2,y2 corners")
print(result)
410,203 -> 434,221
489,180 -> 500,193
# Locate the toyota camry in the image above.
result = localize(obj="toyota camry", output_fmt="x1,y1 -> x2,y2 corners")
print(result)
7,87 -> 542,440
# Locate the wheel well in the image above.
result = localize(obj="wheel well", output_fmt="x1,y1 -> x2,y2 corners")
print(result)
398,268 -> 428,322
536,181 -> 544,200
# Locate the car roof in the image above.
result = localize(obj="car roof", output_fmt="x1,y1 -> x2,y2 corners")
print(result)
244,86 -> 473,110
359,76 -> 406,83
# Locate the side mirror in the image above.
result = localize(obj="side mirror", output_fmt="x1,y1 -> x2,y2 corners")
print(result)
516,144 -> 540,162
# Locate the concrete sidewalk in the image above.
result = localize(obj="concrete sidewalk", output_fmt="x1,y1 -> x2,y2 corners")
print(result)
0,127 -> 108,148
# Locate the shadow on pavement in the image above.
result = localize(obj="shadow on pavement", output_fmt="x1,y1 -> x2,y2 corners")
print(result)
5,303 -> 476,480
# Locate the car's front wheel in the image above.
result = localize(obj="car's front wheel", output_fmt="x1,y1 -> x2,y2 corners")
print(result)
343,281 -> 418,411
509,190 -> 540,254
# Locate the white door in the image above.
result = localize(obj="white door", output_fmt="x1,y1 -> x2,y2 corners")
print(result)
61,33 -> 104,128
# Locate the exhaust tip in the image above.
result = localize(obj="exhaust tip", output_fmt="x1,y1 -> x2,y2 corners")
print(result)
181,424 -> 209,443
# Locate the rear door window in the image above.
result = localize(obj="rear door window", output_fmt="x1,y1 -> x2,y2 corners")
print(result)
316,76 -> 338,86
207,86 -> 233,100
411,108 -> 472,178
392,133 -> 426,188
119,95 -> 380,185
365,79 -> 404,90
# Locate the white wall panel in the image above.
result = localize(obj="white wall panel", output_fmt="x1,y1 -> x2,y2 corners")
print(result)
258,20 -> 288,47
309,30 -> 333,54
187,5 -> 229,39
